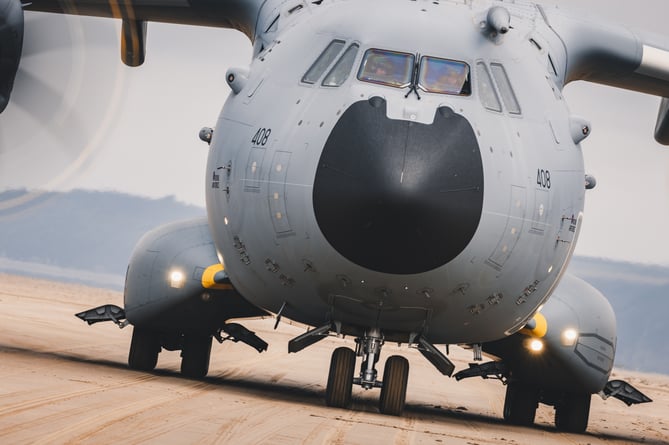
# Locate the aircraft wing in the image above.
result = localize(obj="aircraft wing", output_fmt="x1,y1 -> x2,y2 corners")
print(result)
540,4 -> 669,144
24,0 -> 265,36
1,0 -> 267,109
23,0 -> 267,66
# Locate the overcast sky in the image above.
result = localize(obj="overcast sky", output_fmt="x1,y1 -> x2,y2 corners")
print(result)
0,0 -> 667,266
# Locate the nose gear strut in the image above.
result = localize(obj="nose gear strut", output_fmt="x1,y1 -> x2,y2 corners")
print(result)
353,328 -> 384,389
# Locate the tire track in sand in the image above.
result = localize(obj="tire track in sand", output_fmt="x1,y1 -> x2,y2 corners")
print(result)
30,379 -> 213,444
0,373 -> 157,418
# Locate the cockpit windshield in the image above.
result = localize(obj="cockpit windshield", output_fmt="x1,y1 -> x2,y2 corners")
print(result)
357,49 -> 415,88
357,49 -> 471,96
418,56 -> 471,95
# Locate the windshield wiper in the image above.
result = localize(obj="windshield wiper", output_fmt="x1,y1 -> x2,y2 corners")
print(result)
405,55 -> 421,100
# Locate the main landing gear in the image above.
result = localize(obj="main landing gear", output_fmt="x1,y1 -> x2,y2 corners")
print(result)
456,362 -> 652,433
458,363 -> 595,433
127,327 -> 213,378
180,333 -> 213,378
126,323 -> 268,378
503,382 -> 539,426
325,328 -> 410,415
128,327 -> 161,371
502,382 -> 591,433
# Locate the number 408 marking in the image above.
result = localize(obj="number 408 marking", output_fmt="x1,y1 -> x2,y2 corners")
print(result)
537,169 -> 551,189
252,128 -> 271,146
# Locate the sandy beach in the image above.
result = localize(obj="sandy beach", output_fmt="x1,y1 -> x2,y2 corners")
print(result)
0,273 -> 667,444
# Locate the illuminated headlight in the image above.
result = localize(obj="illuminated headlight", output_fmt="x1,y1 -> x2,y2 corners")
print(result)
527,338 -> 544,353
169,270 -> 185,288
561,328 -> 579,346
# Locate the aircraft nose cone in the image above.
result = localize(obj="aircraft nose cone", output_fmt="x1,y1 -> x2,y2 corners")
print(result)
312,99 -> 484,275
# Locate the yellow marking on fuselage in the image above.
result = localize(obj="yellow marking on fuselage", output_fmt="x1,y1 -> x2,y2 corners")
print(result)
520,312 -> 548,338
201,263 -> 233,290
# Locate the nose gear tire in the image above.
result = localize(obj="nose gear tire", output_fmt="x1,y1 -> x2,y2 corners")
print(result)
379,355 -> 409,416
326,347 -> 356,408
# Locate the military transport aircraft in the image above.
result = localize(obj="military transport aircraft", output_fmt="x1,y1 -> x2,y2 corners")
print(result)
0,0 -> 659,433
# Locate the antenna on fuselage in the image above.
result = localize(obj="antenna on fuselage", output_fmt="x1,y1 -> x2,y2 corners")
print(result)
486,6 -> 511,35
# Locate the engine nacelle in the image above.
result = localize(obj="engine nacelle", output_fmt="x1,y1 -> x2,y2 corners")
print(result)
0,0 -> 23,113
484,273 -> 616,396
124,218 -> 266,334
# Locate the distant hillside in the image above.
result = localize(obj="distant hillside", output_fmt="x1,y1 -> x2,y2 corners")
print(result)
568,257 -> 669,374
0,189 -> 205,285
0,189 -> 666,374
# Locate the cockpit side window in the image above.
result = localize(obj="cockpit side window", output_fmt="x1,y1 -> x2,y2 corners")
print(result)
302,40 -> 346,84
490,63 -> 521,115
476,62 -> 502,112
357,49 -> 415,88
418,56 -> 471,96
322,43 -> 359,87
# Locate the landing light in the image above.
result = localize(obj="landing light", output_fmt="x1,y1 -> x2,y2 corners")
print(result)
561,328 -> 579,346
528,338 -> 544,353
169,270 -> 185,289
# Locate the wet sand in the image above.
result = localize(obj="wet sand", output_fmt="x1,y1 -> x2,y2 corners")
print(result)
0,273 -> 667,444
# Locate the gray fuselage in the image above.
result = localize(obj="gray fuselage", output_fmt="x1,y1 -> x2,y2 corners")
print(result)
205,0 -> 585,344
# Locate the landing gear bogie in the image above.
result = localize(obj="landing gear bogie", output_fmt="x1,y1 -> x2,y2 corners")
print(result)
502,382 -> 592,433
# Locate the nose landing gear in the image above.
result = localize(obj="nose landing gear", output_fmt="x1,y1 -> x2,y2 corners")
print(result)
353,328 -> 384,390
325,328 -> 410,416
